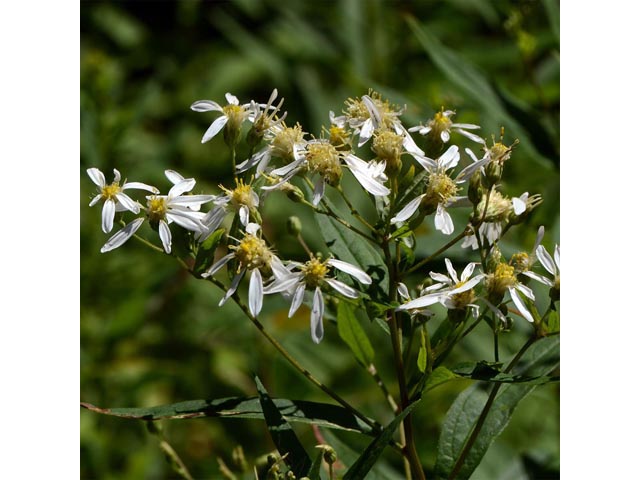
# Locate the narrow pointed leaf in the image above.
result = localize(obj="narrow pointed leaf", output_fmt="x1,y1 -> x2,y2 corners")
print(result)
255,376 -> 312,477
336,302 -> 374,367
81,396 -> 377,435
343,399 -> 421,480
193,228 -> 226,275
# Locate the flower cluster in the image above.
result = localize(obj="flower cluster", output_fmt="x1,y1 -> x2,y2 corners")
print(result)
86,88 -> 556,345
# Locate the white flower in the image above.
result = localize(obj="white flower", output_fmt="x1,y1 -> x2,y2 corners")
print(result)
191,92 -> 256,143
263,139 -> 390,204
391,145 -> 486,235
201,223 -> 278,318
87,167 -> 158,233
523,243 -> 560,290
397,259 -> 483,315
237,122 -> 307,174
264,256 -> 372,344
408,109 -> 484,144
484,263 -> 536,324
100,172 -> 213,254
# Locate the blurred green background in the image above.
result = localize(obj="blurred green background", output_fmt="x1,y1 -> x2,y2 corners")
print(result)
80,0 -> 559,478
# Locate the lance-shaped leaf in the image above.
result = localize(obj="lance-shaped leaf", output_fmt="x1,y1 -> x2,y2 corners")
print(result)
337,302 -> 374,368
81,396 -> 377,435
343,399 -> 421,480
255,376 -> 312,477
434,335 -> 560,479
193,228 -> 226,275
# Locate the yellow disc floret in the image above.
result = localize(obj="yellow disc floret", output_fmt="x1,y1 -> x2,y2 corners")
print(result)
476,191 -> 512,223
306,142 -> 342,186
271,124 -> 306,161
428,109 -> 454,138
147,196 -> 167,223
232,233 -> 272,271
450,281 -> 476,309
486,262 -> 516,300
510,252 -> 530,273
301,256 -> 329,288
101,182 -> 122,201
221,179 -> 256,209
223,104 -> 248,134
421,172 -> 459,211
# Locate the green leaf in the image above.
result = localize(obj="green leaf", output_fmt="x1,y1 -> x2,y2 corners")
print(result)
337,302 -> 375,367
452,360 -> 559,386
193,228 -> 225,275
434,336 -> 560,479
314,197 -> 389,297
547,309 -> 560,334
307,450 -> 324,480
80,396 -> 377,435
343,399 -> 421,480
255,376 -> 312,477
423,366 -> 462,393
417,329 -> 427,373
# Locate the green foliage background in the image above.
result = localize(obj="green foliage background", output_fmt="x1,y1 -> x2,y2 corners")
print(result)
80,1 -> 559,478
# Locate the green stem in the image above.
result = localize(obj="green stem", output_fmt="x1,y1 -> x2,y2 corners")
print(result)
447,336 -> 538,480
146,421 -> 194,480
337,185 -> 377,232
403,227 -> 469,277
301,198 -> 377,243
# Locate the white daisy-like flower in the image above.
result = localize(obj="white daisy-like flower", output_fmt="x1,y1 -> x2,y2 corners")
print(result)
262,139 -> 390,205
397,259 -> 484,315
408,109 -> 484,144
236,122 -> 307,174
523,243 -> 560,291
264,256 -> 372,344
201,223 -> 280,318
484,262 -> 536,324
87,167 -> 159,233
100,172 -> 213,254
191,92 -> 256,144
391,145 -> 487,235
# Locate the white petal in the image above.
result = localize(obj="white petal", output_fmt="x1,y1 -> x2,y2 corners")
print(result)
479,298 -> 508,325
397,282 -> 410,300
225,93 -> 239,105
169,194 -> 215,208
248,269 -> 264,317
536,245 -> 556,276
312,177 -> 325,206
202,115 -> 229,143
101,199 -> 116,233
327,259 -> 372,284
438,145 -> 459,170
554,245 -> 560,271
362,95 -> 382,128
164,170 -> 185,185
533,226 -> 545,254
264,274 -> 304,295
464,147 -> 481,163
440,130 -> 450,143
89,194 -> 102,207
461,262 -> 476,281
456,155 -> 490,182
512,197 -> 526,216
122,181 -> 159,194
166,210 -> 204,232
434,205 -> 454,235
219,272 -> 244,306
396,124 -> 425,157
515,282 -> 535,301
448,274 -> 483,294
344,155 -> 390,197
326,278 -> 359,299
239,205 -> 249,226
509,287 -> 534,323
289,283 -> 307,318
455,128 -> 484,144
158,220 -> 172,253
357,119 -> 374,147
246,223 -> 261,235
522,271 -> 554,287
452,123 -> 481,130
430,272 -> 451,284
115,192 -> 140,214
202,253 -> 234,278
397,293 -> 441,311
198,207 -> 226,239
168,178 -> 196,198
100,217 -> 145,253
190,100 -> 223,112
444,258 -> 459,283
87,168 -> 106,187
390,194 -> 425,223
310,288 -> 325,344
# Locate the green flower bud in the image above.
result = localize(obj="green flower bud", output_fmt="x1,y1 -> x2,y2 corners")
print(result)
485,160 -> 503,186
287,216 -> 302,236
467,169 -> 484,206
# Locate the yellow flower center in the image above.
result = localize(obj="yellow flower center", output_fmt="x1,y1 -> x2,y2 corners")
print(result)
223,104 -> 247,133
510,252 -> 530,273
488,142 -> 512,164
306,143 -> 342,186
301,257 -> 329,288
344,90 -> 401,128
232,234 -> 272,271
328,125 -> 351,149
271,124 -> 305,161
101,182 -> 121,200
146,196 -> 167,223
422,172 -> 458,209
477,191 -> 512,222
487,262 -> 516,297
221,179 -> 255,209
429,110 -> 453,137
373,130 -> 403,162
451,282 -> 476,309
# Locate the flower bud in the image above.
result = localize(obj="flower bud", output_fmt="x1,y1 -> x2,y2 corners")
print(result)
287,216 -> 302,236
316,445 -> 337,465
467,169 -> 484,206
486,246 -> 502,273
485,160 -> 502,186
